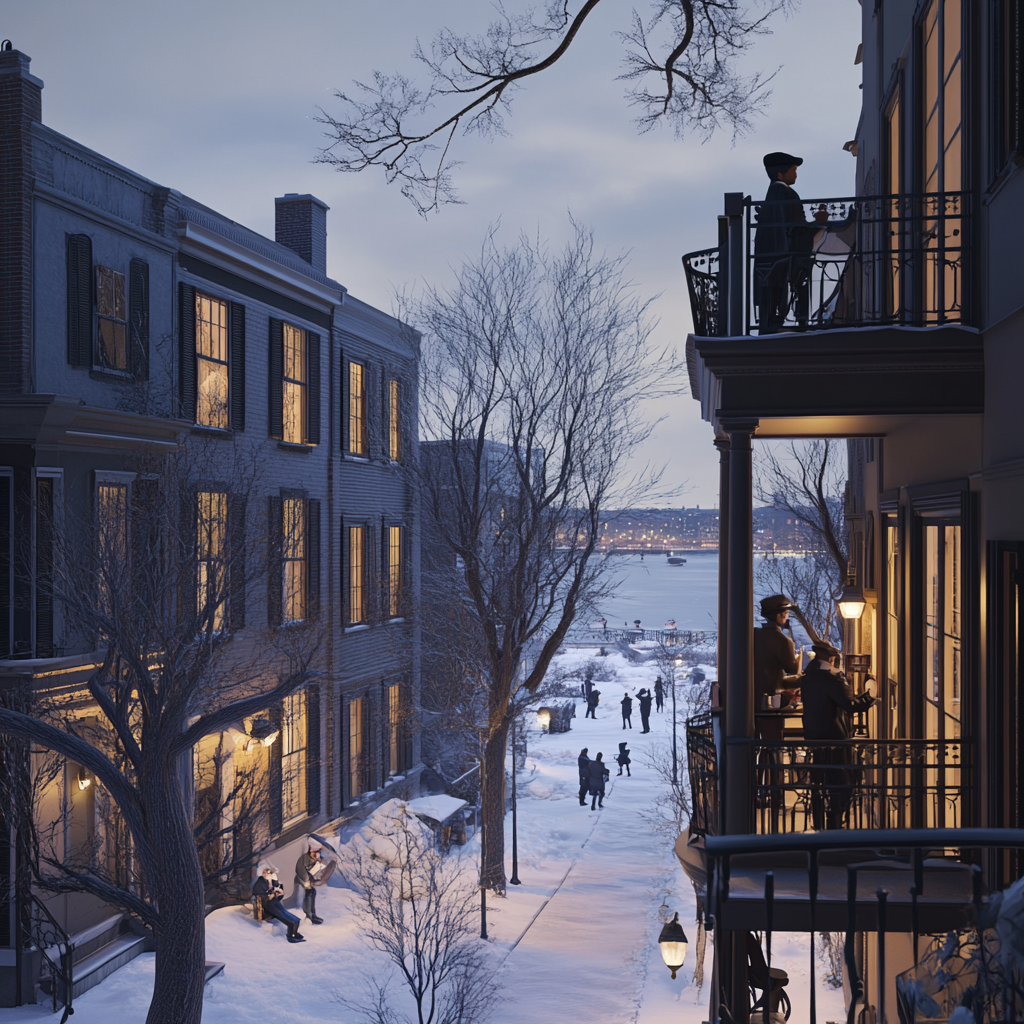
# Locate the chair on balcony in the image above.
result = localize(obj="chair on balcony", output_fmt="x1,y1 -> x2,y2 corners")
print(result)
746,931 -> 791,1022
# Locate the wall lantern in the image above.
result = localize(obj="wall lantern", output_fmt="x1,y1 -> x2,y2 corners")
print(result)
77,766 -> 92,791
658,911 -> 689,979
837,576 -> 867,620
248,718 -> 280,749
536,708 -> 551,733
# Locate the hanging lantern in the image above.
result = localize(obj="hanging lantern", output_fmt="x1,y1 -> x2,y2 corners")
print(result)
837,577 -> 866,620
658,911 -> 689,979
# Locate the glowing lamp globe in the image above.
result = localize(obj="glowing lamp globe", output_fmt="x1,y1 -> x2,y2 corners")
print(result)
837,580 -> 866,620
537,708 -> 552,732
658,912 -> 689,979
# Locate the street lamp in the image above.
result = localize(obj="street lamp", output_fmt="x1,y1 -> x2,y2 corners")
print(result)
658,912 -> 689,979
837,576 -> 866,620
671,657 -> 683,785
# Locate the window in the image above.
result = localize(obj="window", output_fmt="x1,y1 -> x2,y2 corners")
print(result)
281,691 -> 307,825
923,521 -> 961,743
885,515 -> 901,739
196,293 -> 229,428
96,266 -> 127,371
283,324 -> 306,445
97,481 -> 128,629
283,498 -> 307,624
884,86 -> 902,319
388,526 -> 403,618
349,696 -> 365,801
921,0 -> 962,195
349,525 -> 366,624
197,491 -> 227,632
349,362 -> 366,455
388,684 -> 401,776
388,379 -> 400,461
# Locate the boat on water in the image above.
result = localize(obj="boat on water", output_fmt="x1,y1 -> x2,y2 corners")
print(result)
666,555 -> 687,565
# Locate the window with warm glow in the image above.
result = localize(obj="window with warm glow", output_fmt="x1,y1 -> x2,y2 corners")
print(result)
97,483 -> 128,622
281,690 -> 307,824
96,266 -> 127,371
197,491 -> 227,632
388,684 -> 401,775
349,696 -> 365,800
388,526 -> 402,618
283,498 -> 307,623
283,323 -> 306,444
349,526 -> 365,623
388,378 -> 400,461
196,293 -> 229,428
349,362 -> 366,455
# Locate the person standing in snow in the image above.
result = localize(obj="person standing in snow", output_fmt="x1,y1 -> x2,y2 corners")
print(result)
620,692 -> 633,729
615,742 -> 631,776
654,677 -> 665,713
577,748 -> 591,806
638,689 -> 654,733
253,864 -> 304,942
295,847 -> 325,924
585,688 -> 600,719
588,752 -> 610,809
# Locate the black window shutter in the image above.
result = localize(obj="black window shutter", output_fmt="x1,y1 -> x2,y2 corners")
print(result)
306,684 -> 321,816
339,514 -> 345,623
268,319 -> 284,439
229,494 -> 247,630
306,331 -> 321,445
66,234 -> 92,367
401,681 -> 413,771
0,476 -> 9,657
131,478 -> 160,611
340,695 -> 348,810
339,348 -> 346,452
180,491 -> 197,628
267,496 -> 283,627
179,284 -> 197,421
35,478 -> 54,658
269,704 -> 283,835
230,302 -> 246,432
129,258 -> 150,380
307,498 -> 321,619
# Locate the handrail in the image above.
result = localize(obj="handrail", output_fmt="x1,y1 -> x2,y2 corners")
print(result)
705,826 -> 1024,855
20,892 -> 75,1021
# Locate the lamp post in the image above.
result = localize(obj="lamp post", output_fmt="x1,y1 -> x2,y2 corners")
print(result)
658,911 -> 689,979
671,657 -> 683,786
509,715 -> 521,885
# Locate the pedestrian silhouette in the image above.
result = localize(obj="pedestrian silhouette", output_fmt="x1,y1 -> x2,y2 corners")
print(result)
654,676 -> 665,713
616,742 -> 631,777
638,689 -> 653,733
620,693 -> 633,729
588,752 -> 609,809
585,688 -> 600,720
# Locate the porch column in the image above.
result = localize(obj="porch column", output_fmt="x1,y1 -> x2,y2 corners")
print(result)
714,437 -> 730,706
722,418 -> 757,836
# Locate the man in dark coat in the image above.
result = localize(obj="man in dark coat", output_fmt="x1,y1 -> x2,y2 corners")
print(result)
620,693 -> 633,729
295,847 -> 326,924
585,688 -> 600,719
638,689 -> 653,733
654,677 -> 665,712
753,594 -> 803,741
753,152 -> 829,333
615,741 -> 631,777
577,748 -> 591,805
802,641 -> 876,829
253,864 -> 304,943
588,752 -> 610,809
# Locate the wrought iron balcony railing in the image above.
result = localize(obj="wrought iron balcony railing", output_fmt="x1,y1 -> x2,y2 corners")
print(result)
682,190 -> 971,336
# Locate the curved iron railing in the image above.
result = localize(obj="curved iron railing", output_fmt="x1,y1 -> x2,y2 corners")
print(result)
682,247 -> 720,337
20,892 -> 74,1021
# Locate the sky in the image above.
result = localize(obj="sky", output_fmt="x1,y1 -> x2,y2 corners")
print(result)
7,1 -> 864,507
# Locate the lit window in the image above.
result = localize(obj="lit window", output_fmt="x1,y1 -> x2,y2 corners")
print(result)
281,691 -> 307,824
388,379 -> 400,461
388,684 -> 401,776
349,362 -> 365,455
96,267 -> 127,371
349,696 -> 365,800
196,294 -> 229,428
283,324 -> 306,445
388,526 -> 402,618
349,526 -> 365,624
283,498 -> 307,623
197,491 -> 227,632
97,483 -> 127,623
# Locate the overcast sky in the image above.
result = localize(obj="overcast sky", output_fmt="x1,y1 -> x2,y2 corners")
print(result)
8,1 -> 862,507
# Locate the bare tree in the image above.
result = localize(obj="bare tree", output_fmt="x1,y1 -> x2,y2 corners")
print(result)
0,438 -> 319,1024
316,0 -> 795,214
414,222 -> 683,890
755,439 -> 847,642
343,809 -> 495,1024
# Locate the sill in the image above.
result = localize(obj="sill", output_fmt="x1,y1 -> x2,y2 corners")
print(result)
191,425 -> 232,438
345,623 -> 369,633
388,617 -> 406,625
343,453 -> 370,462
278,441 -> 313,453
90,367 -> 132,382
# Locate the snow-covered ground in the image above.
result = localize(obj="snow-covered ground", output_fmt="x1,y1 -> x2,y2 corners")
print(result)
7,647 -> 845,1022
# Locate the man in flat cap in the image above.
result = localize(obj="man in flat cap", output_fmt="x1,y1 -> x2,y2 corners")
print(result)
801,640 -> 875,829
753,152 -> 829,333
753,593 -> 803,729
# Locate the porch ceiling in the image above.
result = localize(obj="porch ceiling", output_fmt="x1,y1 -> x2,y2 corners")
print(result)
686,324 -> 983,438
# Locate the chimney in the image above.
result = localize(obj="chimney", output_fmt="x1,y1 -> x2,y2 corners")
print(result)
274,194 -> 329,275
0,44 -> 43,392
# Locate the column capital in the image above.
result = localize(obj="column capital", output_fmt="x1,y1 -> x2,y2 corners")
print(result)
719,418 -> 759,438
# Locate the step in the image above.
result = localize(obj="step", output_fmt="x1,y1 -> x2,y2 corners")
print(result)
69,932 -> 150,1000
205,961 -> 225,984
41,912 -> 124,967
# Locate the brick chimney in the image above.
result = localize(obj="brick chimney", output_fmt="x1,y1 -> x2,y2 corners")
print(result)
274,194 -> 329,275
0,44 -> 43,392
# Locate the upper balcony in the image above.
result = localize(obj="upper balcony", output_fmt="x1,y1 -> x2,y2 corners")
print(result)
683,191 -> 983,438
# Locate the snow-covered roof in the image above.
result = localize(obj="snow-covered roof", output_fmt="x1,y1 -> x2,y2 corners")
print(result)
405,794 -> 468,824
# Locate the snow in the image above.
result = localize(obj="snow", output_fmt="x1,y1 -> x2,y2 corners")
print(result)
405,793 -> 468,824
6,647 -> 847,1023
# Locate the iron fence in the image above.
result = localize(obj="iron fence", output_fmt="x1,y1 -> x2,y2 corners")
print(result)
686,712 -> 719,838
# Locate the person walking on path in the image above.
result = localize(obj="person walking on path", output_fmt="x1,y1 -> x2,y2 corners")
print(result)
638,689 -> 653,733
615,742 -> 631,777
588,752 -> 610,810
654,677 -> 665,713
620,693 -> 633,729
585,688 -> 600,720
581,673 -> 595,702
577,748 -> 591,806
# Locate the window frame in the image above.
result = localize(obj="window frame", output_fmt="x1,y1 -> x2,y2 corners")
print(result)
196,489 -> 229,634
282,322 -> 307,445
348,524 -> 367,625
388,378 -> 401,462
349,695 -> 366,801
282,496 -> 308,625
95,265 -> 128,373
281,689 -> 308,827
387,524 -> 403,619
195,290 -> 231,430
348,360 -> 367,456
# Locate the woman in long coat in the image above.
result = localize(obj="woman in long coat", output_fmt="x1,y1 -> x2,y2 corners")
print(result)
588,752 -> 610,809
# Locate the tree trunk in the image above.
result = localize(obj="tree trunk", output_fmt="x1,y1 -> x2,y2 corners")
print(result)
142,765 -> 207,1024
480,720 -> 509,892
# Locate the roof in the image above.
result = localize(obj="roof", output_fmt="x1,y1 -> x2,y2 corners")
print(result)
405,794 -> 468,824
